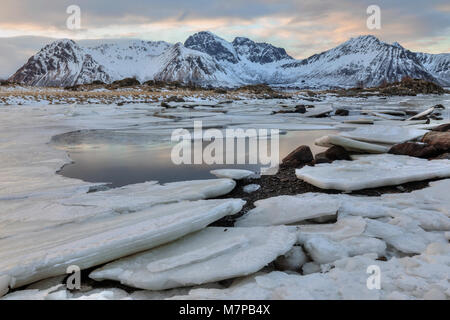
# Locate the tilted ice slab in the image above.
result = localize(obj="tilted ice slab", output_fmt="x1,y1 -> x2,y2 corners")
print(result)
235,193 -> 340,227
0,179 -> 236,237
89,226 -> 296,290
302,105 -> 333,118
296,154 -> 450,191
210,169 -> 256,180
296,216 -> 367,242
315,135 -> 390,153
340,125 -> 428,144
406,107 -> 435,121
303,236 -> 386,264
0,199 -> 245,289
172,243 -> 450,300
363,218 -> 447,254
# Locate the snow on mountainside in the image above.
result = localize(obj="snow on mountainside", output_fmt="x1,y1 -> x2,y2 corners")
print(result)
281,35 -> 441,88
153,43 -> 238,86
413,52 -> 450,86
9,40 -> 113,87
8,33 -> 450,88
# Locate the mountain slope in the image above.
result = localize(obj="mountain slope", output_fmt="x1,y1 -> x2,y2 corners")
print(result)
8,33 -> 450,88
281,35 -> 439,88
9,40 -> 112,87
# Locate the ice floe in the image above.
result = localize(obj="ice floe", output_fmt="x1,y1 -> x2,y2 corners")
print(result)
296,154 -> 450,191
210,169 -> 256,180
243,184 -> 260,193
171,242 -> 450,300
0,199 -> 244,288
340,125 -> 428,144
235,193 -> 340,227
315,135 -> 390,153
89,226 -> 296,290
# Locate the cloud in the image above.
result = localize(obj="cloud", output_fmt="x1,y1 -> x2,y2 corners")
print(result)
0,0 -> 449,77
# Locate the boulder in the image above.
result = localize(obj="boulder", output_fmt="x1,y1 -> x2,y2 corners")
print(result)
432,123 -> 450,132
388,142 -> 439,159
422,131 -> 450,151
335,109 -> 349,116
281,145 -> 314,168
324,146 -> 351,161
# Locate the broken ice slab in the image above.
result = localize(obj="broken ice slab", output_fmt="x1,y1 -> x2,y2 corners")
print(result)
0,178 -> 237,237
296,154 -> 450,191
315,135 -> 390,153
171,243 -> 450,300
89,226 -> 296,290
340,125 -> 428,144
210,169 -> 256,180
406,107 -> 435,121
235,193 -> 340,227
0,199 -> 245,289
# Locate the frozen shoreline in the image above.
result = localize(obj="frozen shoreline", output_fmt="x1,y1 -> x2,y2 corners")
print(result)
1,93 -> 449,300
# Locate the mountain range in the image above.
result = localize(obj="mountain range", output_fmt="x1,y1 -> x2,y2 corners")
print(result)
8,31 -> 450,88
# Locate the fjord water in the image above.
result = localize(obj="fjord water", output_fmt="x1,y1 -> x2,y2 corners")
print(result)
55,129 -> 336,187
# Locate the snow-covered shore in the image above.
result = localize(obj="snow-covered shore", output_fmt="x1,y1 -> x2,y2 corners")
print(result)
1,92 -> 449,300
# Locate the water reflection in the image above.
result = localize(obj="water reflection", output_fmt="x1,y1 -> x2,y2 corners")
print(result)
57,130 -> 337,187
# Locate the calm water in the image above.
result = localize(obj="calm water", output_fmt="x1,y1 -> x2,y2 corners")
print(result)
55,129 -> 337,187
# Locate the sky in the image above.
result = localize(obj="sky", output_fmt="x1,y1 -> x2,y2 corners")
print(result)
0,0 -> 449,78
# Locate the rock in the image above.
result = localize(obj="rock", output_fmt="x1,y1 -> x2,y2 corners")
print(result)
314,152 -> 333,164
389,142 -> 439,158
89,226 -> 296,290
274,246 -> 309,271
434,153 -> 450,160
112,77 -> 140,87
281,145 -> 313,168
295,105 -> 307,113
165,96 -> 185,103
335,109 -> 349,116
324,146 -> 351,161
296,154 -> 450,191
422,131 -> 450,151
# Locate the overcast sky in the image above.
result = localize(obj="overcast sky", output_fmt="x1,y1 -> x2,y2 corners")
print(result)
1,0 -> 449,78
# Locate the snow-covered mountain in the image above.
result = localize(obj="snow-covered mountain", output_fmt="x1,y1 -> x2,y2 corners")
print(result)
8,32 -> 450,88
281,35 -> 444,88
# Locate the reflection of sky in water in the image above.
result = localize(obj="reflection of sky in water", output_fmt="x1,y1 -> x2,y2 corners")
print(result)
58,130 -> 337,187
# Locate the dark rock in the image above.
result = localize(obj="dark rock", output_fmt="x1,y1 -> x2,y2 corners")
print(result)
422,131 -> 450,151
281,145 -> 314,168
434,104 -> 445,110
313,152 -> 333,164
389,142 -> 440,158
434,153 -> 450,160
325,146 -> 351,161
335,108 -> 349,116
295,105 -> 306,114
116,101 -> 125,106
165,96 -> 185,103
112,77 -> 140,87
432,123 -> 450,132
160,102 -> 170,108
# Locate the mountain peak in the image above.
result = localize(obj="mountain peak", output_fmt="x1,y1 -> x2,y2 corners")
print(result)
184,31 -> 239,63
